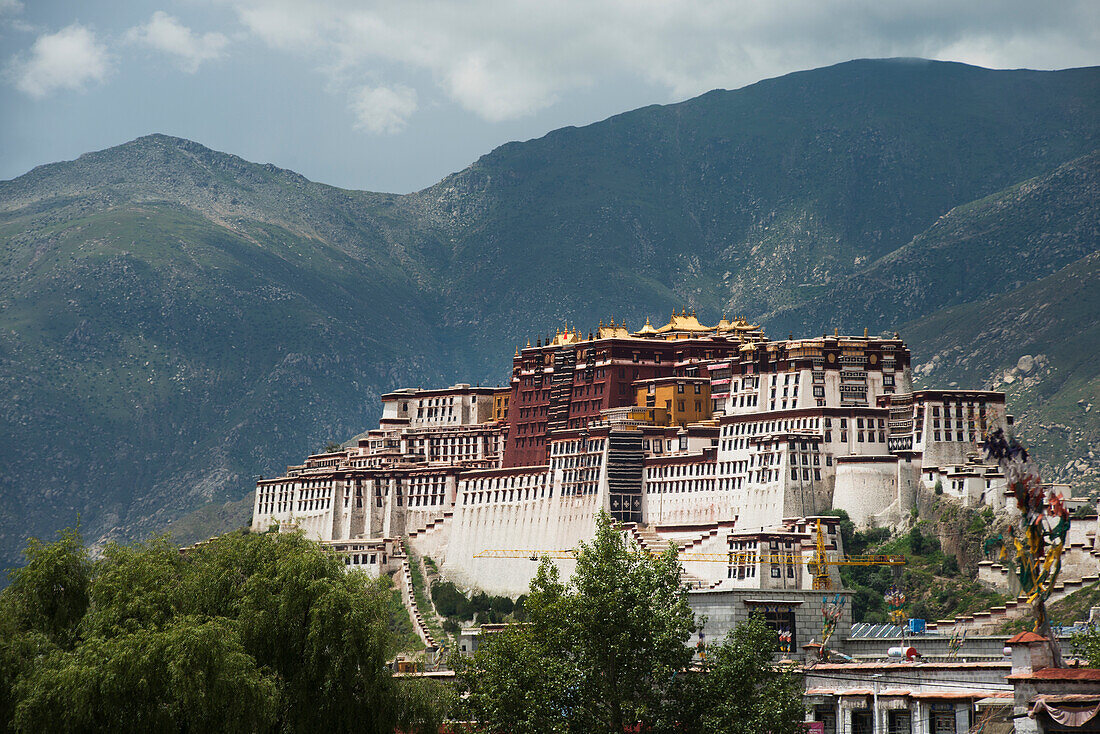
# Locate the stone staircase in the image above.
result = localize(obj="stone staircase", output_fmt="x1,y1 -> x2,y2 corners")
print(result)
631,525 -> 676,554
927,573 -> 1100,636
397,553 -> 437,650
624,523 -> 724,590
406,511 -> 452,540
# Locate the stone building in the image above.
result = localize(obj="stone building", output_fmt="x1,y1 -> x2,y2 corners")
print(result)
251,313 -> 1021,601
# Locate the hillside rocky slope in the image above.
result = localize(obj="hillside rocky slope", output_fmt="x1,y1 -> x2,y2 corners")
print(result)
1,59 -> 1097,567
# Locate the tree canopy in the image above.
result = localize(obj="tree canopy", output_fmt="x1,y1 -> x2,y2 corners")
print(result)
0,528 -> 452,734
455,511 -> 804,733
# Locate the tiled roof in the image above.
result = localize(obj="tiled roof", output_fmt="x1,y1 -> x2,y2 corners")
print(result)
1007,667 -> 1100,681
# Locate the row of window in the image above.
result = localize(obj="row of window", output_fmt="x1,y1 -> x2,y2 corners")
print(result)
461,486 -> 552,504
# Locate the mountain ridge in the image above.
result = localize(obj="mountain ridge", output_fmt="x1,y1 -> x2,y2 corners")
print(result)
1,58 -> 1097,568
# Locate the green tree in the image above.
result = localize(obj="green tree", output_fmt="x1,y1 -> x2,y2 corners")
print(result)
1073,626 -> 1100,668
457,510 -> 698,733
4,527 -> 91,646
0,527 -> 451,733
457,571 -> 579,734
692,614 -> 805,734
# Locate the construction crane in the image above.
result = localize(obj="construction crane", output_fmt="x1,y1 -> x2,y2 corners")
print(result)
473,520 -> 905,590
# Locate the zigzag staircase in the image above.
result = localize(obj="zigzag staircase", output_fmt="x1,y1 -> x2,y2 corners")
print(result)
624,523 -> 724,590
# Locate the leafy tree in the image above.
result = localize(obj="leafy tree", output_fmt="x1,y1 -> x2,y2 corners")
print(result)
457,511 -> 701,733
512,594 -> 529,622
490,595 -> 514,616
4,527 -> 91,646
470,591 -> 492,617
431,580 -> 472,619
691,614 -> 805,734
1073,626 -> 1100,668
322,441 -> 344,453
457,579 -> 579,734
908,526 -> 927,555
0,527 -> 451,733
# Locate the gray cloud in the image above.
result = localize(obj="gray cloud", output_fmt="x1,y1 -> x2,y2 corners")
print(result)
126,11 -> 229,73
224,0 -> 1100,124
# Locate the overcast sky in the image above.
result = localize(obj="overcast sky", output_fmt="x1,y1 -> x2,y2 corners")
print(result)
1,0 -> 1097,194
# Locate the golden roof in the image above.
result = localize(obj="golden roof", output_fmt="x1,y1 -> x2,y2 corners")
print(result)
598,318 -> 630,339
550,327 -> 582,346
633,316 -> 659,336
715,314 -> 762,332
654,308 -> 712,334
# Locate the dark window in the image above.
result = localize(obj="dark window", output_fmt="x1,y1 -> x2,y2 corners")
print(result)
852,711 -> 873,734
759,604 -> 796,652
887,711 -> 911,734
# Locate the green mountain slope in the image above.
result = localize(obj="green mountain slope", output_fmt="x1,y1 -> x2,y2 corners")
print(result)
902,251 -> 1100,493
0,198 -> 447,556
422,60 -> 1099,348
766,150 -> 1100,336
0,59 -> 1097,569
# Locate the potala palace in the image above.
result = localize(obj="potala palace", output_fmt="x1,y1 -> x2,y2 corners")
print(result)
250,312 -> 1030,645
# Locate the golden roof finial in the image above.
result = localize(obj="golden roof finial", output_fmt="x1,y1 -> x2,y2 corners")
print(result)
833,327 -> 839,337
515,347 -> 520,357
864,327 -> 869,338
526,339 -> 531,348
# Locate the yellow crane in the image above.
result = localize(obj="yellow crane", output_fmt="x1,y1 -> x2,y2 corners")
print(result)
473,520 -> 905,590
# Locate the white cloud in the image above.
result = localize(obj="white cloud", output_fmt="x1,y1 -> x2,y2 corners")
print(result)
0,0 -> 23,15
126,11 -> 229,73
222,0 -> 1100,123
8,24 -> 110,98
350,84 -> 418,134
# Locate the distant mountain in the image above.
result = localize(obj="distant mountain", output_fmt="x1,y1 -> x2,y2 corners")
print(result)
902,250 -> 1100,490
1,59 -> 1097,568
766,151 -> 1099,336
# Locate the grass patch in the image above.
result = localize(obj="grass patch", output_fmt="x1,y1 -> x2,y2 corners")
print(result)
385,579 -> 424,656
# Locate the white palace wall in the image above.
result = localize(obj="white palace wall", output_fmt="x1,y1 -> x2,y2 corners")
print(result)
642,460 -> 730,526
438,468 -> 605,596
831,456 -> 899,526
